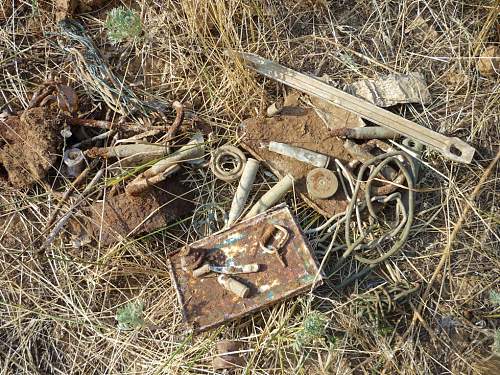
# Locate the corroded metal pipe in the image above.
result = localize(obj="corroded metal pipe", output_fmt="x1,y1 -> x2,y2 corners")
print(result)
63,148 -> 85,177
141,133 -> 204,179
268,141 -> 329,168
218,274 -> 250,298
226,158 -> 260,227
330,126 -> 400,140
126,133 -> 204,195
245,174 -> 294,218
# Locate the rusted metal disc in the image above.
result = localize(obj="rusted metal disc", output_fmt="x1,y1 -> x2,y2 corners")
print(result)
306,168 -> 338,199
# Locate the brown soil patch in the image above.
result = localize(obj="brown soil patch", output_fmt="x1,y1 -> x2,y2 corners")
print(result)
0,107 -> 63,188
240,107 -> 354,217
82,176 -> 194,246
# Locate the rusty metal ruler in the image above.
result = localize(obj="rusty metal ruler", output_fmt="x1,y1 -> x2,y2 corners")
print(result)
237,52 -> 475,164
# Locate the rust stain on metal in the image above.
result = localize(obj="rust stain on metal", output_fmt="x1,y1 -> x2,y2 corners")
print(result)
168,205 -> 322,333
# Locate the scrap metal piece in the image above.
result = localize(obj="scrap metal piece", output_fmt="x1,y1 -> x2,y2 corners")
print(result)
210,144 -> 247,182
245,174 -> 294,218
346,72 -> 432,107
259,224 -> 289,267
167,205 -> 322,332
236,52 -> 475,164
226,158 -> 260,227
344,139 -> 398,181
330,126 -> 400,140
218,274 -> 251,298
126,133 -> 205,195
306,168 -> 338,199
239,110 -> 352,217
192,263 -> 211,278
63,148 -> 86,177
193,263 -> 260,278
268,141 -> 330,168
210,263 -> 260,274
180,245 -> 206,272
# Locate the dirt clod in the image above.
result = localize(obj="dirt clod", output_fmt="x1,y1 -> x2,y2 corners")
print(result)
55,0 -> 78,21
81,177 -> 194,246
240,107 -> 353,217
0,107 -> 63,188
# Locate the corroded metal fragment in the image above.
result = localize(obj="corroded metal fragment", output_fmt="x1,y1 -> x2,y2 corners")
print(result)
168,205 -> 322,333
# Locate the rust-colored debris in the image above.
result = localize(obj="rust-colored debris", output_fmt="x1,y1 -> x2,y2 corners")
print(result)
239,107 -> 353,217
0,107 -> 63,188
168,205 -> 322,333
78,177 -> 193,247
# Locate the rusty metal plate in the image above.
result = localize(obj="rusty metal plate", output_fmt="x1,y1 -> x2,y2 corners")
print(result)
238,107 -> 354,217
168,205 -> 322,333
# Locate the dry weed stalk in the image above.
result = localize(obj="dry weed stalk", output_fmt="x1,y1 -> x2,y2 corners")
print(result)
0,0 -> 498,374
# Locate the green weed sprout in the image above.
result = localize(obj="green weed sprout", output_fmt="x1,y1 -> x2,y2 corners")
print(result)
294,311 -> 329,350
105,7 -> 142,44
116,301 -> 144,330
494,330 -> 500,354
489,290 -> 500,306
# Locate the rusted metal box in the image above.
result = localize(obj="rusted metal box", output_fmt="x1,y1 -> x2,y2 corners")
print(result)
168,205 -> 323,333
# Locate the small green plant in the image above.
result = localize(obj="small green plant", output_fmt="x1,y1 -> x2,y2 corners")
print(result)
493,329 -> 500,354
294,311 -> 328,350
105,7 -> 142,44
489,290 -> 500,306
116,301 -> 144,330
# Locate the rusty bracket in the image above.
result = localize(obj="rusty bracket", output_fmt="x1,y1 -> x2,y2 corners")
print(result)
259,224 -> 289,267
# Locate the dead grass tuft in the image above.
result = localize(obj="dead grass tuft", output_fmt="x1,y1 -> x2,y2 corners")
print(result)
1,0 -> 499,373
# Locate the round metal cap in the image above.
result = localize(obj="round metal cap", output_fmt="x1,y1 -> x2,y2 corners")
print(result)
306,168 -> 338,199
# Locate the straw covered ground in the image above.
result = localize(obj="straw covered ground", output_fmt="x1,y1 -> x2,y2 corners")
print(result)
0,1 -> 499,374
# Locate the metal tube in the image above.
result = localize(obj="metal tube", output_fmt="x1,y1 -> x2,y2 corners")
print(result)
143,133 -> 204,178
63,148 -> 85,177
268,141 -> 329,168
226,158 -> 260,227
217,275 -> 250,298
330,126 -> 400,140
245,174 -> 294,218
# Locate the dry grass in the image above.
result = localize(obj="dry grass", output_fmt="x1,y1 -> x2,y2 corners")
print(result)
1,0 -> 499,374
